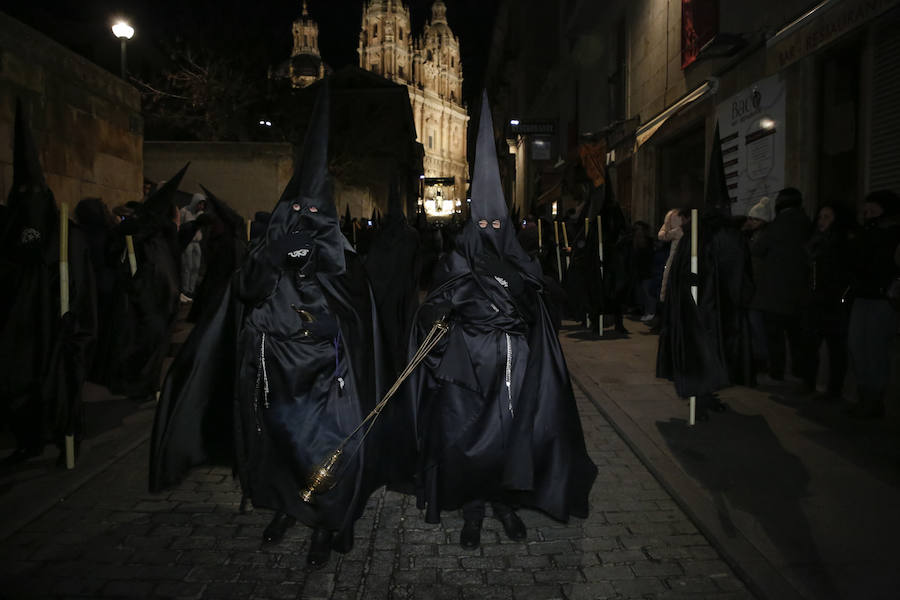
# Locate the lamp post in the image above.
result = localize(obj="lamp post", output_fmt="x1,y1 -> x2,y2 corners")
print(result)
112,21 -> 134,79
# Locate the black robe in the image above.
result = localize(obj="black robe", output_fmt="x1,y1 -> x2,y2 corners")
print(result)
409,223 -> 597,524
232,240 -> 386,552
656,212 -> 754,397
0,219 -> 97,450
363,214 -> 421,379
101,215 -> 181,398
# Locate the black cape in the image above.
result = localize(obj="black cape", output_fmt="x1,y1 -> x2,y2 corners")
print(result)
656,212 -> 755,397
0,101 -> 97,452
363,188 -> 421,379
100,212 -> 181,398
186,186 -> 247,323
564,183 -> 631,325
409,223 -> 597,523
151,81 -> 395,555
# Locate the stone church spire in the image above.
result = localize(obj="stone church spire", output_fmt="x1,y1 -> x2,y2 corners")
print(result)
289,1 -> 325,88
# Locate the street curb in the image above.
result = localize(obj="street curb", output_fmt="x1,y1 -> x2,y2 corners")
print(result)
570,371 -> 803,600
0,415 -> 152,542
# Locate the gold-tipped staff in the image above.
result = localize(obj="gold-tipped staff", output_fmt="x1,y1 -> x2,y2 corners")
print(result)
299,317 -> 451,503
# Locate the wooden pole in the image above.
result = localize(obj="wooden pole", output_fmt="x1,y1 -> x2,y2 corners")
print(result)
125,235 -> 137,276
246,218 -> 251,242
352,221 -> 357,249
562,222 -> 570,268
59,204 -> 75,470
553,221 -> 563,283
537,219 -> 542,251
689,208 -> 698,426
584,217 -> 590,236
597,215 -> 604,336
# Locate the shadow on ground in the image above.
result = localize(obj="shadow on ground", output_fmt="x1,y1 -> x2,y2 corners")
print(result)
656,410 -> 840,600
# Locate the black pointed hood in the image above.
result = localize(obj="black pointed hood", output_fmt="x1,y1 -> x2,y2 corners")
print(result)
383,173 -> 407,227
705,121 -> 732,217
199,184 -> 244,239
2,99 -> 57,254
469,91 -> 507,225
264,79 -> 351,273
457,91 -> 540,280
143,162 -> 189,220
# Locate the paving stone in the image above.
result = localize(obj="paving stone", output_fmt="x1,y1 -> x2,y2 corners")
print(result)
153,580 -> 206,599
0,360 -> 751,600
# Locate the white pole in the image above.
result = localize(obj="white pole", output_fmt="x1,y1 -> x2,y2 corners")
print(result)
597,215 -> 604,336
537,219 -> 543,252
562,222 -> 570,268
689,208 -> 698,426
59,204 -> 75,469
125,235 -> 137,276
553,221 -> 563,283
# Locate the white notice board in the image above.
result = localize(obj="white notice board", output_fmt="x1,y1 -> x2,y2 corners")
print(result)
716,75 -> 786,216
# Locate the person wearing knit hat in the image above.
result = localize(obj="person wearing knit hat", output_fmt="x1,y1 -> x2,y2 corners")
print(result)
747,196 -> 774,223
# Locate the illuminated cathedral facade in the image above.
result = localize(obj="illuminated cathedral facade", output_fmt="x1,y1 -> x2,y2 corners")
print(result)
358,0 -> 469,209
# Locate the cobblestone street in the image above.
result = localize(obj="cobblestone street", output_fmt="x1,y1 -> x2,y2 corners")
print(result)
0,388 -> 750,599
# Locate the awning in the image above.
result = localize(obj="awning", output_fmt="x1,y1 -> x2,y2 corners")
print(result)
634,79 -> 718,148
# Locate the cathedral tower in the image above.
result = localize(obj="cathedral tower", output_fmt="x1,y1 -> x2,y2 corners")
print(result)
289,2 -> 325,88
358,0 -> 469,210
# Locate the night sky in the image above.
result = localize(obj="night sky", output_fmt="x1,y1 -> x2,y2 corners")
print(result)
3,0 -> 497,108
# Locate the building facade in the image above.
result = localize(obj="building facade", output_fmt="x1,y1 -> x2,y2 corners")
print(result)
485,0 -> 900,228
358,0 -> 469,210
0,12 -> 143,210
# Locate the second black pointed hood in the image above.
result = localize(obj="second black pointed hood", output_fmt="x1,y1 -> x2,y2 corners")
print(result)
2,99 -> 58,254
457,91 -> 540,280
265,79 -> 351,273
141,162 -> 189,224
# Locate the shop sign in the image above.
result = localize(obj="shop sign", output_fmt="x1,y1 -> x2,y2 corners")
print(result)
768,0 -> 899,72
716,74 -> 787,215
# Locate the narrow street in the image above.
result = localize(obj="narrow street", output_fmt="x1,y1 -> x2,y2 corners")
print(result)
0,384 -> 750,600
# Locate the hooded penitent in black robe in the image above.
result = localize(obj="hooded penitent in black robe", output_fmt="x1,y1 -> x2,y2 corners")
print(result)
186,185 -> 247,323
0,100 -> 97,461
564,181 -> 631,329
408,93 -> 597,524
364,176 -> 421,379
656,210 -> 755,398
151,83 -> 389,554
100,165 -> 186,399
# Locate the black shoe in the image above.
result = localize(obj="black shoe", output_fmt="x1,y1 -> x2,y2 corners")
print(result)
262,512 -> 296,544
495,510 -> 526,542
306,528 -> 333,569
459,519 -> 482,549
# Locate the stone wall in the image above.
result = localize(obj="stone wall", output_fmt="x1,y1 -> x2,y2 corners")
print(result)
143,142 -> 294,220
0,12 -> 143,210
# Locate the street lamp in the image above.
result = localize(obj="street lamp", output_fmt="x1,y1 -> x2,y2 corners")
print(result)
112,20 -> 134,79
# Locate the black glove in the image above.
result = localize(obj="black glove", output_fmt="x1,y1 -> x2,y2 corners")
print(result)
475,254 -> 524,296
418,300 -> 453,328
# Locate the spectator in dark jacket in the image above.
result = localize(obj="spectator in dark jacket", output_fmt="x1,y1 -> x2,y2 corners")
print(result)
805,204 -> 853,401
846,191 -> 900,418
749,188 -> 812,384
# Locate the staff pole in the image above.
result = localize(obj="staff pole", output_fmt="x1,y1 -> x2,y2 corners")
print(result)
597,215 -> 604,336
689,208 -> 699,426
59,204 -> 75,469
